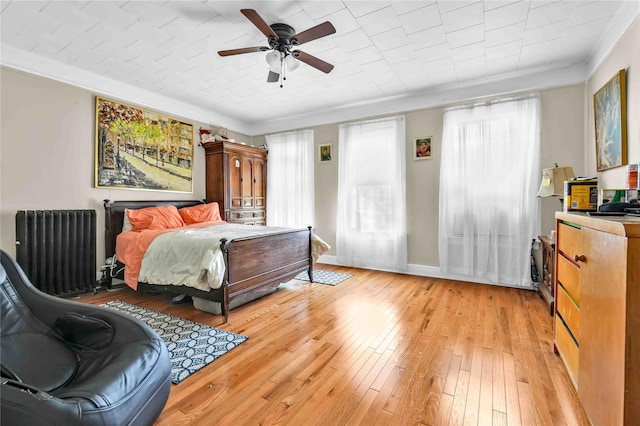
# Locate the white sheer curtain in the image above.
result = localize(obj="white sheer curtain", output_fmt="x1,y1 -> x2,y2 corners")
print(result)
337,116 -> 407,271
265,129 -> 314,228
439,95 -> 541,288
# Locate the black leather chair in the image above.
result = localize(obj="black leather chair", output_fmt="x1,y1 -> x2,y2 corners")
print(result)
0,250 -> 171,425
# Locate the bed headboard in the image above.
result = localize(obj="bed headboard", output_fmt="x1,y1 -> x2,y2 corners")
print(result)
103,199 -> 205,259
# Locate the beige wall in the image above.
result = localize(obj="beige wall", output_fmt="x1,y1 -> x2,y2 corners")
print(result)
587,17 -> 640,188
257,84 -> 586,268
0,67 -> 250,268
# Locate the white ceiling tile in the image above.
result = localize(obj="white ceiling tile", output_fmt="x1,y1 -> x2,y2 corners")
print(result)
362,59 -> 393,78
344,1 -> 390,18
397,4 -> 442,34
392,1 -> 436,15
407,25 -> 447,50
441,1 -> 484,32
382,44 -> 418,64
297,1 -> 346,20
568,1 -> 622,27
0,9 -> 28,39
370,27 -> 410,51
124,21 -> 175,47
484,1 -> 530,31
80,1 -> 138,30
450,41 -> 484,61
324,7 -> 362,34
446,23 -> 484,49
422,56 -> 455,73
436,1 -> 480,15
40,2 -> 100,32
483,1 -> 523,12
523,20 -> 566,46
333,28 -> 374,52
416,42 -> 452,63
4,3 -> 62,37
525,1 -> 576,29
485,21 -> 526,47
357,6 -> 402,37
454,55 -> 486,73
485,55 -> 519,74
486,39 -> 521,60
350,45 -> 384,65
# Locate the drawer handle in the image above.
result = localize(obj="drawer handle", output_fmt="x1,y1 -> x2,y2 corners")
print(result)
573,254 -> 586,263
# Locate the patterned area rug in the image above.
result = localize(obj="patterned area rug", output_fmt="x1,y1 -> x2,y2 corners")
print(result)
101,300 -> 248,384
294,270 -> 354,286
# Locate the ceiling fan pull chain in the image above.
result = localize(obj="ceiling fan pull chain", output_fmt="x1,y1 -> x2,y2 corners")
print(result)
280,55 -> 285,88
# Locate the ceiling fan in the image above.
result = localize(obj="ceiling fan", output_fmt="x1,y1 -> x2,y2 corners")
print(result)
218,9 -> 336,86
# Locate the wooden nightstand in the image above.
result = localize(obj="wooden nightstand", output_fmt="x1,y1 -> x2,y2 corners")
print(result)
538,235 -> 555,315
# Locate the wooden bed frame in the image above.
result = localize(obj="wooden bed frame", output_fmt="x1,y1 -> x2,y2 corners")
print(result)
103,199 -> 313,323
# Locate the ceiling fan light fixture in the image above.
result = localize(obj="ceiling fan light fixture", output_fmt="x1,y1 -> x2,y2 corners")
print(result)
265,50 -> 281,73
284,54 -> 299,72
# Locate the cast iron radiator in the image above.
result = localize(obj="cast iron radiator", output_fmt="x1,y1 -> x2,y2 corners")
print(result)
15,209 -> 97,296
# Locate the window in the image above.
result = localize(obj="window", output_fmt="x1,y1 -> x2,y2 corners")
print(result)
265,129 -> 314,228
337,116 -> 407,271
439,95 -> 541,287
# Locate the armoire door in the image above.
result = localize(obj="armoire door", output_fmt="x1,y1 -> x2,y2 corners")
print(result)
253,158 -> 266,209
241,156 -> 254,208
229,154 -> 243,209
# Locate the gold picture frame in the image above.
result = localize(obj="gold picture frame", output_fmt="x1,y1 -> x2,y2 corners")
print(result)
414,136 -> 432,160
594,69 -> 627,172
319,143 -> 333,163
95,97 -> 194,192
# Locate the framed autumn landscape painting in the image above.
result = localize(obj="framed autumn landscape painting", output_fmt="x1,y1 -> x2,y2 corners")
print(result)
95,97 -> 194,192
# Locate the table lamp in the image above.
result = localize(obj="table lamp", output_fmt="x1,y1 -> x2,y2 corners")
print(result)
537,164 -> 575,205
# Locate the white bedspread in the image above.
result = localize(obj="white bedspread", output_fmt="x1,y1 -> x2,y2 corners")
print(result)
138,224 -> 289,291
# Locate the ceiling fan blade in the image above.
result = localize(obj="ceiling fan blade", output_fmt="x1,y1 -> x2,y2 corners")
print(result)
218,46 -> 269,56
291,21 -> 336,46
267,71 -> 280,83
241,9 -> 278,39
292,50 -> 334,74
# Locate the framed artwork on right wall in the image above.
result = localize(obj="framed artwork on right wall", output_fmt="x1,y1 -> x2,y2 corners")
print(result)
593,69 -> 627,172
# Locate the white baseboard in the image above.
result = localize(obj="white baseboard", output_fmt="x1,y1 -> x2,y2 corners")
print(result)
316,255 -> 534,290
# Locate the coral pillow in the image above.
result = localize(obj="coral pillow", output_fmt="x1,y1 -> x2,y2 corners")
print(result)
178,203 -> 222,224
125,205 -> 185,231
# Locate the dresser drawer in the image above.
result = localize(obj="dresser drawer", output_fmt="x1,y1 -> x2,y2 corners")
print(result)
555,315 -> 579,383
229,210 -> 264,221
557,222 -> 582,259
557,254 -> 580,304
556,284 -> 580,344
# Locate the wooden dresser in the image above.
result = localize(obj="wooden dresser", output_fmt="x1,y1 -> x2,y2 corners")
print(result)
202,141 -> 267,225
554,212 -> 640,425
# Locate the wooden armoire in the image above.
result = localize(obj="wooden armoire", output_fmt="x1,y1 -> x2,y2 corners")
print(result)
203,141 -> 267,225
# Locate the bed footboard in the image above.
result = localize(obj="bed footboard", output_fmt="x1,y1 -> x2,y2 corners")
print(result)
219,226 -> 313,322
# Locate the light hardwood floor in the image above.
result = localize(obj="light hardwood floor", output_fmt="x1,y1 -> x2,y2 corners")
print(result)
78,265 -> 590,425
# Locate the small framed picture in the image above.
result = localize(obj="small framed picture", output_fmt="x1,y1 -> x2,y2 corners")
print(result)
414,136 -> 432,160
319,143 -> 332,163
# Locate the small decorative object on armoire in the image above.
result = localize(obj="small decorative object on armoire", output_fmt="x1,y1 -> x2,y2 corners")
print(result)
203,141 -> 267,225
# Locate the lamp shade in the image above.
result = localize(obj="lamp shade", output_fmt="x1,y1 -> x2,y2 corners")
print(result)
284,54 -> 299,72
265,50 -> 281,73
537,166 -> 575,197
